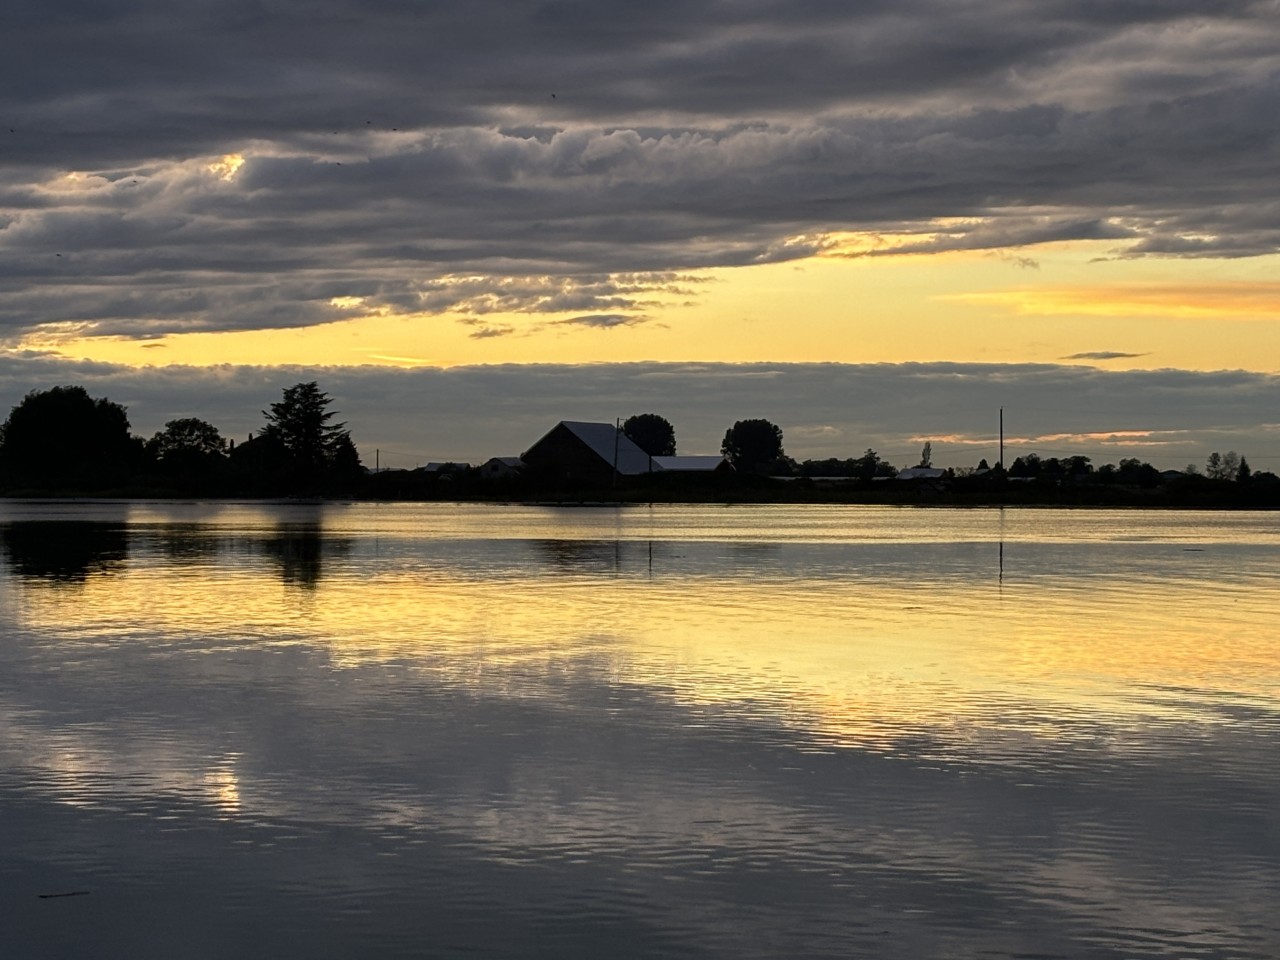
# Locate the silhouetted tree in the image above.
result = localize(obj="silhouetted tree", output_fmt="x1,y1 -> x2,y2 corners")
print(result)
263,382 -> 350,469
623,414 -> 676,457
1009,453 -> 1042,478
1223,451 -> 1241,480
853,448 -> 895,480
800,457 -> 861,477
721,419 -> 784,474
146,417 -> 227,479
328,433 -> 365,486
919,441 -> 932,468
149,417 -> 225,458
1039,457 -> 1065,479
1206,450 -> 1241,481
1237,456 -> 1252,482
0,385 -> 141,489
1064,455 -> 1093,477
1117,458 -> 1160,486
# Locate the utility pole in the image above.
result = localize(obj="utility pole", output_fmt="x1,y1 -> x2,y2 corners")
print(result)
999,408 -> 1004,470
613,417 -> 621,486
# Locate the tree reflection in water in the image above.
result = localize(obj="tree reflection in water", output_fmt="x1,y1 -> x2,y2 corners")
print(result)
533,539 -> 625,573
0,521 -> 128,582
261,522 -> 351,588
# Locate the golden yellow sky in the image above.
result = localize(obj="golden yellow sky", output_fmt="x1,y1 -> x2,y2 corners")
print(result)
22,240 -> 1280,373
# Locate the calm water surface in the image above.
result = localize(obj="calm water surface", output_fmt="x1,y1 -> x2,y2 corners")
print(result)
1,501 -> 1278,958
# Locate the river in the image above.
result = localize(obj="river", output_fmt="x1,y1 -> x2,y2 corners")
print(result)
2,501 -> 1277,958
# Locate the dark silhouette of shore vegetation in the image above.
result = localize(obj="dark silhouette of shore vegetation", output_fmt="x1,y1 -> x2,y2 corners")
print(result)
1,384 -> 1277,508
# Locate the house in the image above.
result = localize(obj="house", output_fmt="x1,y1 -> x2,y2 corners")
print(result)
521,421 -> 655,484
520,421 -> 733,484
415,461 -> 470,474
896,467 -> 947,481
480,456 -> 524,480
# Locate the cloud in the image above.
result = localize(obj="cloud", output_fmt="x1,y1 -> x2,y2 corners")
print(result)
416,274 -> 690,317
2,357 -> 1277,471
1062,352 -> 1148,361
465,325 -> 517,340
0,3 -> 1278,338
554,314 -> 649,329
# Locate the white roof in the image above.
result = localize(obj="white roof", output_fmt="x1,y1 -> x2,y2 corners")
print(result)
652,455 -> 727,472
559,421 -> 654,475
896,467 -> 947,480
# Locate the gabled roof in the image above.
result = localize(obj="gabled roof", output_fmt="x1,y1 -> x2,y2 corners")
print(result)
652,455 -> 729,472
556,421 -> 654,475
896,467 -> 947,480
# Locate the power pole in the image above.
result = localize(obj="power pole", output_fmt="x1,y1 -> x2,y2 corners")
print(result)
613,418 -> 621,485
999,407 -> 1004,470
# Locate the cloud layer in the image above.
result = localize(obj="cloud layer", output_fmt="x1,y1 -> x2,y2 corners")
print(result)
2,1 -> 1279,338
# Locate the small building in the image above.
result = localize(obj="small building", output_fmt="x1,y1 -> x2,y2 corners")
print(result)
480,456 -> 525,480
416,461 -> 470,475
896,467 -> 947,481
652,455 -> 732,474
521,421 -> 654,484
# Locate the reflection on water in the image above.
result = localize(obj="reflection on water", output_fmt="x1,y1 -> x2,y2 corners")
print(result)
1,501 -> 1278,959
0,521 -> 128,582
259,522 -> 352,588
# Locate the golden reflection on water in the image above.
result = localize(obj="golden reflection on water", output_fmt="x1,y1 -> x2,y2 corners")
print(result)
8,502 -> 1279,758
5,505 -> 1280,960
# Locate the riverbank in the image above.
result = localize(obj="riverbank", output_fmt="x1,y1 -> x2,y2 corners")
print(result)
5,470 -> 1279,509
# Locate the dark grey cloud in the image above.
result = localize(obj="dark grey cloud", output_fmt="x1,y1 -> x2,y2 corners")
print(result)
1,357 -> 1276,472
555,314 -> 650,329
0,2 -> 1278,338
1062,351 -> 1149,360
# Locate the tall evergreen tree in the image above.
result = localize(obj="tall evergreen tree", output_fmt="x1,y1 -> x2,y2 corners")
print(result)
262,382 -> 352,472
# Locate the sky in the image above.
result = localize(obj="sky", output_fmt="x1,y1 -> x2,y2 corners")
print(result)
2,0 -> 1279,470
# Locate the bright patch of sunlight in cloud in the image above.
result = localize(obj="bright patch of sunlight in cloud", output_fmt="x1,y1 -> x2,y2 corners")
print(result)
208,153 -> 245,181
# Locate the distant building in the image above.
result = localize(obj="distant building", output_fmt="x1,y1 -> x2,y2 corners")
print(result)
480,456 -> 524,479
520,422 -> 732,483
521,421 -> 654,484
896,467 -> 947,481
651,455 -> 732,474
416,462 -> 470,474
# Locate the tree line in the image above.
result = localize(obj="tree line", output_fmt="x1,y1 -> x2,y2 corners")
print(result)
1,388 -> 1272,500
0,382 -> 362,496
635,413 -> 1273,487
619,413 -> 787,473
